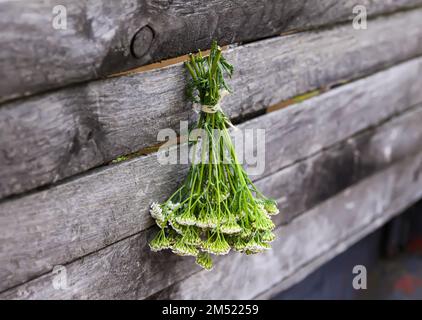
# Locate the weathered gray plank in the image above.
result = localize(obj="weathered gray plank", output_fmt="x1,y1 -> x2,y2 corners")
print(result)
3,138 -> 422,300
1,59 -> 422,292
261,103 -> 422,225
2,9 -> 422,199
148,152 -> 422,300
1,0 -> 421,103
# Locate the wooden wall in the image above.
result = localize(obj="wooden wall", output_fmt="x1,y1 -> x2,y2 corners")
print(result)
1,1 -> 422,299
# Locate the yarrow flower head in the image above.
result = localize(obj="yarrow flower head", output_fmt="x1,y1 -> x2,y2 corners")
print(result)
195,252 -> 213,270
175,209 -> 197,226
150,202 -> 164,221
251,209 -> 275,231
220,217 -> 242,234
171,237 -> 199,256
168,218 -> 186,235
149,229 -> 171,252
260,230 -> 276,243
263,199 -> 279,215
181,226 -> 202,246
232,237 -> 247,252
239,226 -> 253,239
148,41 -> 280,270
244,235 -> 271,253
196,209 -> 219,229
202,232 -> 231,255
195,209 -> 210,228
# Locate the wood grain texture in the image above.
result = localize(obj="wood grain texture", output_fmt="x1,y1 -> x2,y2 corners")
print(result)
1,0 -> 421,103
1,58 -> 422,292
2,9 -> 422,199
148,152 -> 422,300
2,137 -> 422,300
1,97 -> 422,296
261,103 -> 422,226
241,58 -> 422,181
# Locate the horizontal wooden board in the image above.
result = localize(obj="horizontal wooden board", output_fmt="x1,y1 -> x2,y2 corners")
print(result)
1,59 -> 422,292
1,0 -> 421,103
1,102 -> 422,298
148,151 -> 422,299
2,9 -> 422,199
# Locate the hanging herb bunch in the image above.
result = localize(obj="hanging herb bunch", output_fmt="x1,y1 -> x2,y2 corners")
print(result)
149,41 -> 279,270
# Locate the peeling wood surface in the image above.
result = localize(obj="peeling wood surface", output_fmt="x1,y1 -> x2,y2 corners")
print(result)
2,9 -> 422,199
1,80 -> 422,295
149,152 -> 422,300
1,0 -> 421,102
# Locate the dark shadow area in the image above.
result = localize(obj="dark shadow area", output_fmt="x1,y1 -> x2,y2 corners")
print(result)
272,199 -> 422,300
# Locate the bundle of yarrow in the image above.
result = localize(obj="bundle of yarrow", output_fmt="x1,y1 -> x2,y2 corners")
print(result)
149,41 -> 279,270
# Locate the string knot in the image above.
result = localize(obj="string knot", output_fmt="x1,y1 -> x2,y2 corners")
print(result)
193,89 -> 230,114
192,90 -> 238,130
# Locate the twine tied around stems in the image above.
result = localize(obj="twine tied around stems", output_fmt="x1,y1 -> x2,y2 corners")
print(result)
192,89 -> 238,130
192,89 -> 230,114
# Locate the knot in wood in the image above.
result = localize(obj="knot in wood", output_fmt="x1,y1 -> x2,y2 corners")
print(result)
131,25 -> 154,58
